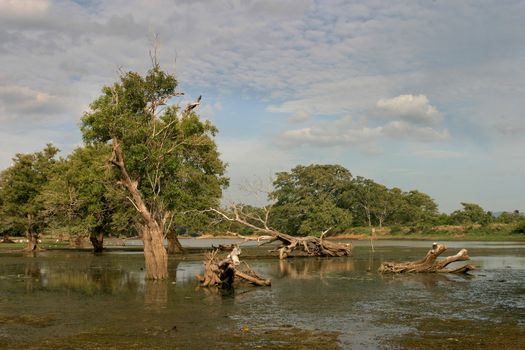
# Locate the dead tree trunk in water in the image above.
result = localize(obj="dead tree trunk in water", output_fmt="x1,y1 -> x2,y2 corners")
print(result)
90,232 -> 104,253
197,246 -> 271,288
24,231 -> 40,252
210,206 -> 352,259
378,243 -> 474,274
23,214 -> 41,252
110,137 -> 168,280
166,230 -> 184,255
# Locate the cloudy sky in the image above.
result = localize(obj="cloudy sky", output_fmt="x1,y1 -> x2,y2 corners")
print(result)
1,0 -> 524,213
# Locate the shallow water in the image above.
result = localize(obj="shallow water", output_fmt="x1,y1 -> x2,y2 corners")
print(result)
0,240 -> 524,349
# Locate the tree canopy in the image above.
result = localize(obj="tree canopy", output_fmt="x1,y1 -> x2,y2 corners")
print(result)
80,61 -> 227,278
0,144 -> 59,249
270,164 -> 353,236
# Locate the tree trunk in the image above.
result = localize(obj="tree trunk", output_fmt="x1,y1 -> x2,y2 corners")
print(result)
24,231 -> 39,251
142,224 -> 168,280
378,243 -> 474,273
90,232 -> 104,253
111,136 -> 168,280
166,230 -> 184,255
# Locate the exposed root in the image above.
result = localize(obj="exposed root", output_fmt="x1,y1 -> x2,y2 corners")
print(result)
196,246 -> 271,288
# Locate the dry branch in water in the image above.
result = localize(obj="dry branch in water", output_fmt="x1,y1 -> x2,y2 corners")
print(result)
210,206 -> 352,259
378,243 -> 474,274
196,246 -> 271,288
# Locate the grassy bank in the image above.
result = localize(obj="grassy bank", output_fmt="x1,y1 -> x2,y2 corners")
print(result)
334,223 -> 525,241
1,222 -> 524,252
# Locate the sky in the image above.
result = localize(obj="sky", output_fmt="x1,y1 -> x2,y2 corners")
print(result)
0,0 -> 524,213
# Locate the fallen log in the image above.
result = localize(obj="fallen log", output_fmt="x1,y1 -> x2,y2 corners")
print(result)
210,207 -> 352,259
378,243 -> 474,274
196,246 -> 271,288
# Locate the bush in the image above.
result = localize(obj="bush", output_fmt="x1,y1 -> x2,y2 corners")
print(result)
389,225 -> 404,234
513,220 -> 525,234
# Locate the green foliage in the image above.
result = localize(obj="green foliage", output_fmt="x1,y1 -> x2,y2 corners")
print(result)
0,144 -> 59,236
270,164 -> 353,236
513,220 -> 525,234
398,190 -> 439,225
80,64 -> 227,232
449,202 -> 493,226
38,145 -> 136,239
497,210 -> 524,224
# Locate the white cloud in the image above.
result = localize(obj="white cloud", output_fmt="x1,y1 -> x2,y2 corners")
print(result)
282,116 -> 381,150
0,85 -> 68,119
0,0 -> 49,19
281,94 -> 448,149
382,120 -> 448,141
0,0 -> 524,211
370,94 -> 443,125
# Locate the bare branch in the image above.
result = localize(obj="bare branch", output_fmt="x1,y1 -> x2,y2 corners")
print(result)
126,196 -> 141,213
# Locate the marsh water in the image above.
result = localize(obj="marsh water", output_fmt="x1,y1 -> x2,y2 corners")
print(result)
1,240 -> 524,349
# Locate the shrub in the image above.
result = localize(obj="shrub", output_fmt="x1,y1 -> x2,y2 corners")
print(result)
513,220 -> 525,234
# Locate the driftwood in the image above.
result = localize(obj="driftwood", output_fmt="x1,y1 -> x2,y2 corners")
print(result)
210,207 -> 352,259
379,243 -> 474,274
196,246 -> 271,288
260,230 -> 352,259
211,243 -> 236,251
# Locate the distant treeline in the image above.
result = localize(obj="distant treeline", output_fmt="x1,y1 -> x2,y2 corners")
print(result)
0,148 -> 523,240
213,164 -> 525,236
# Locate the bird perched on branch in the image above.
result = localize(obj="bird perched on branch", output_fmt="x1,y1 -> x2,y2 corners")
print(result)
184,95 -> 201,113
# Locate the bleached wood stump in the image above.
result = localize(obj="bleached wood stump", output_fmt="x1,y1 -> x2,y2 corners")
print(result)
379,243 -> 474,274
197,246 -> 271,288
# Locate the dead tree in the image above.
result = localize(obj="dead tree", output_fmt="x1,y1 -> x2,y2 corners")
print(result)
378,243 -> 474,274
210,206 -> 352,259
196,246 -> 271,288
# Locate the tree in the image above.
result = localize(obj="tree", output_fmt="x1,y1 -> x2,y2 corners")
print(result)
39,145 -> 136,251
449,202 -> 492,226
80,61 -> 227,279
391,190 -> 439,227
341,176 -> 380,227
270,164 -> 353,236
370,186 -> 404,228
497,210 -> 523,224
0,144 -> 59,251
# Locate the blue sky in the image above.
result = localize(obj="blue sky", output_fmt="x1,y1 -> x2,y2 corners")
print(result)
1,0 -> 524,213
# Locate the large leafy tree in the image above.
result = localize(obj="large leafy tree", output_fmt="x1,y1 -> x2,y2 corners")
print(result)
369,186 -> 404,228
80,62 -> 227,279
449,202 -> 493,225
270,164 -> 353,236
340,176 -> 380,227
39,145 -> 136,251
0,144 -> 59,251
395,190 -> 439,226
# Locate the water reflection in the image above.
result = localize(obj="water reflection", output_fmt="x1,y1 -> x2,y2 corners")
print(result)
380,271 -> 473,288
277,258 -> 355,279
0,242 -> 524,349
144,281 -> 168,310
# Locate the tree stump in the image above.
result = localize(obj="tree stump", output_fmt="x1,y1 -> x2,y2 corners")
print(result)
196,246 -> 271,288
378,243 -> 474,274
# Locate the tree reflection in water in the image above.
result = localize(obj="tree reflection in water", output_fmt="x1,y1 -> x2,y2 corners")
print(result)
278,258 -> 355,279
